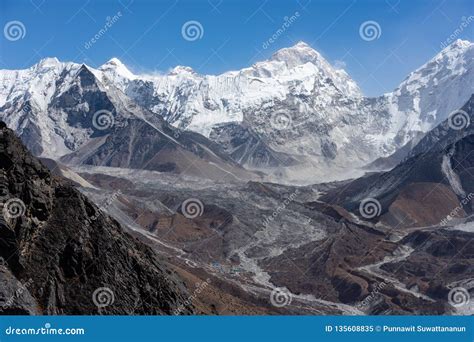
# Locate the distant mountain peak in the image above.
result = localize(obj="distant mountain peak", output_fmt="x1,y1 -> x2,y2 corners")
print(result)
104,57 -> 124,65
99,57 -> 135,79
399,38 -> 472,87
449,38 -> 472,49
290,41 -> 313,50
101,57 -> 129,70
34,57 -> 61,69
270,41 -> 323,67
168,65 -> 196,76
283,40 -> 315,51
439,39 -> 472,56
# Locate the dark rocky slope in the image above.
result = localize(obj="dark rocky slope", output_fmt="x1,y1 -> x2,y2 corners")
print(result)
62,117 -> 257,182
0,122 -> 193,315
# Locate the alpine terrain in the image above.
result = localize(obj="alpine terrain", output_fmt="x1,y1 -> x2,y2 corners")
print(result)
0,39 -> 472,315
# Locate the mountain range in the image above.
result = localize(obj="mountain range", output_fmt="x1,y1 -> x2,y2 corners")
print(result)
1,39 -> 472,183
0,39 -> 473,316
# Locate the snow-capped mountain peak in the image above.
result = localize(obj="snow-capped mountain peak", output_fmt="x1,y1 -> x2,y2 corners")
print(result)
270,41 -> 323,66
168,65 -> 196,76
99,57 -> 136,80
103,57 -> 124,66
386,38 -> 473,139
448,38 -> 472,49
35,57 -> 62,70
433,39 -> 472,64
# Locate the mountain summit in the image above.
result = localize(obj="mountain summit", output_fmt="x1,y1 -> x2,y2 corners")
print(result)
270,41 -> 325,66
99,57 -> 136,80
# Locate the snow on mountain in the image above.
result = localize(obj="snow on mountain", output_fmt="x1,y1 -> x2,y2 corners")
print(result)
0,58 -> 83,155
382,39 -> 473,145
92,40 -> 473,182
0,40 -> 472,183
268,41 -> 362,98
97,41 -> 363,136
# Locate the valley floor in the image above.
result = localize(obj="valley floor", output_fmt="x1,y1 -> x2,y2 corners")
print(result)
73,165 -> 473,315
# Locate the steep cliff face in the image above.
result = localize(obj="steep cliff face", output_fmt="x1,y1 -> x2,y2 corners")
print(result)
0,122 -> 193,315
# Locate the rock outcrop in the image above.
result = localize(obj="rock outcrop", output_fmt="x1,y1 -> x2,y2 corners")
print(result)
0,122 -> 193,315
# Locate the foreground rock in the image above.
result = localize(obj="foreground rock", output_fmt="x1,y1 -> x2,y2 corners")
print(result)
0,122 -> 193,315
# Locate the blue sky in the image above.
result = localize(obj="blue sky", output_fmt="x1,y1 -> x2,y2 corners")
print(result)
0,0 -> 473,96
